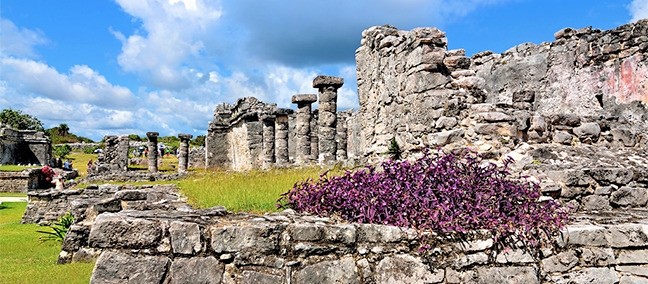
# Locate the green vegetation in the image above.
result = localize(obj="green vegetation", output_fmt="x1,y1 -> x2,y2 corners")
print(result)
192,135 -> 205,147
52,144 -> 72,159
127,153 -> 179,172
0,109 -> 44,131
0,202 -> 95,284
46,124 -> 94,144
177,167 -> 338,213
0,192 -> 27,198
37,212 -> 74,243
0,165 -> 38,172
65,152 -> 97,179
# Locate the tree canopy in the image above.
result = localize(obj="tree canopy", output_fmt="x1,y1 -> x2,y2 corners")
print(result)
0,109 -> 44,131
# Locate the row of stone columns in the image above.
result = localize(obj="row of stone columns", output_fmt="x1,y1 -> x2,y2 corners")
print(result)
291,76 -> 344,165
146,132 -> 193,174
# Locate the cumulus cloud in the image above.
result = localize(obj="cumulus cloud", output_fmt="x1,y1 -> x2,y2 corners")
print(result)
1,57 -> 135,107
112,0 -> 222,89
0,19 -> 48,58
630,0 -> 648,22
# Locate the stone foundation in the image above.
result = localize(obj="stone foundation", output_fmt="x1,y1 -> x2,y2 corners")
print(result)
0,169 -> 40,193
87,208 -> 648,284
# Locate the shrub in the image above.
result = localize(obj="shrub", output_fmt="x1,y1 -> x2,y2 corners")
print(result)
278,149 -> 569,249
53,144 -> 72,159
37,212 -> 74,243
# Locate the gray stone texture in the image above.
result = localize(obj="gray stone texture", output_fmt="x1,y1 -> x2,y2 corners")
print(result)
168,257 -> 224,284
0,126 -> 51,166
177,133 -> 192,173
261,116 -> 276,168
292,94 -> 316,164
90,251 -> 170,284
293,257 -> 360,284
169,221 -> 202,255
314,75 -> 343,164
375,254 -> 444,284
275,114 -> 290,165
91,135 -> 129,175
146,132 -> 159,173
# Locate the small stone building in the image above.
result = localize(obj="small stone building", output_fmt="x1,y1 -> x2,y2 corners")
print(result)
0,126 -> 51,166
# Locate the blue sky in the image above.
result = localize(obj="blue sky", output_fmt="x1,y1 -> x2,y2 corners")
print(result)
1,0 -> 647,141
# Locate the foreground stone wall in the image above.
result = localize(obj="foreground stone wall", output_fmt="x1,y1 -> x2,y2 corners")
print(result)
87,208 -> 648,284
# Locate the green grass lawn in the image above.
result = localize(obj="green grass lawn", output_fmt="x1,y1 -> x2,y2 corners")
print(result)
0,192 -> 27,198
0,202 -> 95,284
0,165 -> 38,172
177,166 -> 340,213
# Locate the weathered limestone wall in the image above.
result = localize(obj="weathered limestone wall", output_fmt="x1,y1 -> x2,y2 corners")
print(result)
0,127 -> 51,165
89,135 -> 129,175
355,21 -> 648,162
206,97 -> 291,170
475,22 -> 648,114
87,208 -> 648,284
0,169 -> 40,193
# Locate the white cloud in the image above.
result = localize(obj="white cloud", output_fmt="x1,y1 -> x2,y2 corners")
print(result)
113,0 -> 222,89
0,19 -> 48,58
1,57 -> 135,107
630,0 -> 648,22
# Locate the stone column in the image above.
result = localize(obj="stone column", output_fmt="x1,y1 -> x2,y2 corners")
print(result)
177,133 -> 192,173
275,112 -> 290,165
146,132 -> 159,173
310,110 -> 319,163
261,115 -> 276,168
313,75 -> 344,164
336,111 -> 350,161
292,94 -> 317,164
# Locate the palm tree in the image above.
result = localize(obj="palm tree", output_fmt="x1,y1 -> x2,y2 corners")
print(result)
57,123 -> 70,136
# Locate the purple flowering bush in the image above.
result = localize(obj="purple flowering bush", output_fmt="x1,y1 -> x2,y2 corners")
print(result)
278,149 -> 569,248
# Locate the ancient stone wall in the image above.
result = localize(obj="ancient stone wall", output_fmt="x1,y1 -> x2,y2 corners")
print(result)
354,21 -> 648,162
0,169 -> 40,193
89,135 -> 129,175
207,97 -> 277,170
0,126 -> 51,166
86,207 -> 648,284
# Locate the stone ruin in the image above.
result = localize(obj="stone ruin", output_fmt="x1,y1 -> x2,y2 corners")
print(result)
85,132 -> 195,182
18,20 -> 648,283
0,125 -> 51,166
206,76 -> 348,170
0,125 -> 54,193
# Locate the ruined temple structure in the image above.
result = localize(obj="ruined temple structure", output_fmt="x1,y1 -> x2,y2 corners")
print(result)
205,77 -> 348,170
0,125 -> 51,166
87,133 -> 195,180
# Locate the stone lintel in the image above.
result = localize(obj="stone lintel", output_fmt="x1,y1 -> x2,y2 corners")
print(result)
313,75 -> 344,89
292,94 -> 318,104
146,132 -> 159,139
178,133 -> 193,140
260,114 -> 276,122
275,108 -> 295,116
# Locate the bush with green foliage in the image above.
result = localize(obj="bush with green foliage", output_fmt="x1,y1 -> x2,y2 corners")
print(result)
279,149 -> 569,249
387,137 -> 402,160
53,144 -> 72,159
0,109 -> 44,131
192,135 -> 206,147
37,212 -> 74,243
